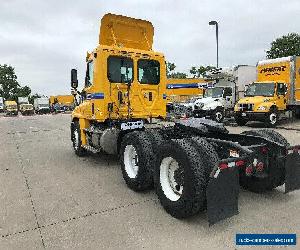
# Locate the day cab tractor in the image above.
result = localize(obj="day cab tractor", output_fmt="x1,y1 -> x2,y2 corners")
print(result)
70,13 -> 300,224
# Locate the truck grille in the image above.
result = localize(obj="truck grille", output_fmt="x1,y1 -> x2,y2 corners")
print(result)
239,103 -> 254,111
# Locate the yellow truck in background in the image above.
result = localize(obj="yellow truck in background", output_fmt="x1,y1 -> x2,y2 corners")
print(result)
4,100 -> 18,116
166,78 -> 212,117
235,56 -> 300,126
19,103 -> 34,115
18,96 -> 34,115
50,95 -> 75,112
166,78 -> 206,103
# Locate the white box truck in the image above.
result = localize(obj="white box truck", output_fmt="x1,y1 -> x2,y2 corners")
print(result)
192,65 -> 256,122
18,97 -> 29,105
34,97 -> 50,114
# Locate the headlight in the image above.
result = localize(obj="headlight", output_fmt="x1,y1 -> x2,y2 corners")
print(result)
257,106 -> 267,111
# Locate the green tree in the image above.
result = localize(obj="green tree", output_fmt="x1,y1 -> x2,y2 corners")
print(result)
0,64 -> 20,100
166,62 -> 176,74
266,33 -> 300,59
166,61 -> 187,79
189,66 -> 197,77
168,72 -> 187,79
0,64 -> 32,101
190,65 -> 217,78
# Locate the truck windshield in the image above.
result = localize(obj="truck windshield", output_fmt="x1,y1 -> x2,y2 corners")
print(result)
204,87 -> 224,98
138,59 -> 160,84
245,82 -> 275,97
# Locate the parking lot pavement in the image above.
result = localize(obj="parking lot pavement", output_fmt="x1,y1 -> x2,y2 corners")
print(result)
1,114 -> 300,249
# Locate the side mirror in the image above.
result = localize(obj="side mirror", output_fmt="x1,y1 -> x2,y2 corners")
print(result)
284,85 -> 288,95
71,69 -> 78,89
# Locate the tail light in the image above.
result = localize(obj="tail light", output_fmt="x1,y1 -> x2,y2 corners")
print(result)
218,159 -> 245,170
256,162 -> 264,172
245,165 -> 253,175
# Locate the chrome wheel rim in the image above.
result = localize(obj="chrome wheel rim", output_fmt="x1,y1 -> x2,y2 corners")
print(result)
124,145 -> 139,178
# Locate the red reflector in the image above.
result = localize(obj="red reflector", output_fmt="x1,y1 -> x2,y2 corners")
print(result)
245,166 -> 253,174
256,162 -> 264,171
219,163 -> 228,170
260,147 -> 268,154
236,160 -> 245,167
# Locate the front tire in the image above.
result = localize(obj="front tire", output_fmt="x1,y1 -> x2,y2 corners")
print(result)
213,109 -> 224,123
71,121 -> 87,157
266,108 -> 278,127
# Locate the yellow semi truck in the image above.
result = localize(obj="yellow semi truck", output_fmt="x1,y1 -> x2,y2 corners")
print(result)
235,56 -> 300,126
70,13 -> 300,224
4,100 -> 18,116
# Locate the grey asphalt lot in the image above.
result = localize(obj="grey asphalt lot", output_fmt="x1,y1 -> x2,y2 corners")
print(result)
0,114 -> 300,249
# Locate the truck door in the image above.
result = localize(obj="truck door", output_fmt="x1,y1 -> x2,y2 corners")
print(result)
107,56 -> 133,119
276,83 -> 287,111
132,59 -> 161,117
223,87 -> 233,109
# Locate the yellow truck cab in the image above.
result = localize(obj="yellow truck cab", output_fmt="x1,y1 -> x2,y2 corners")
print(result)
235,56 -> 300,126
5,100 -> 18,116
71,13 -> 166,130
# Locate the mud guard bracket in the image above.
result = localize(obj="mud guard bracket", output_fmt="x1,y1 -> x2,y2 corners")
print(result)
206,167 -> 239,225
285,150 -> 300,193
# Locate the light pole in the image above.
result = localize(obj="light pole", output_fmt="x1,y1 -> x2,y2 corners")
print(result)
209,20 -> 219,68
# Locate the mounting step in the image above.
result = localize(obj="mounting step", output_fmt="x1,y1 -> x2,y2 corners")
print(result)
82,145 -> 100,153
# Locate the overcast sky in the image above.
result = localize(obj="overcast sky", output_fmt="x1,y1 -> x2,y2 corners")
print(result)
1,0 -> 299,95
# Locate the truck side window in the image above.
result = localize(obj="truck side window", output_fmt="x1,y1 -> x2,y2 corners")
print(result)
138,59 -> 160,85
85,61 -> 94,87
277,83 -> 286,95
108,56 -> 133,83
223,87 -> 232,97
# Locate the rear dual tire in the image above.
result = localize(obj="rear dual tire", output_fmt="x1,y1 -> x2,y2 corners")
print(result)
120,131 -> 220,219
155,138 -> 218,218
120,131 -> 158,191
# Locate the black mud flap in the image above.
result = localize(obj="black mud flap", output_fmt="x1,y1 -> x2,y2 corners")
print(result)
285,150 -> 300,193
206,167 -> 239,225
